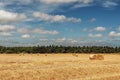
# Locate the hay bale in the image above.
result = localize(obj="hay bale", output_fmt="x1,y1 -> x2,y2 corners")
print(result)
72,54 -> 78,57
19,53 -> 24,56
89,54 -> 104,60
45,54 -> 47,56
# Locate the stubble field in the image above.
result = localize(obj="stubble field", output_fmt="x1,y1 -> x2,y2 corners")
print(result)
0,53 -> 120,80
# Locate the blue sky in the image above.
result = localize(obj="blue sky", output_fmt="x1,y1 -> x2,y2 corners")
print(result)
0,0 -> 120,46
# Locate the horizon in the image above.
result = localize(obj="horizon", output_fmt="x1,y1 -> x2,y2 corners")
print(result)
0,0 -> 120,47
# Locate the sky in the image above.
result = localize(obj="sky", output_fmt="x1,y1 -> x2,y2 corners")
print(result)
0,0 -> 120,47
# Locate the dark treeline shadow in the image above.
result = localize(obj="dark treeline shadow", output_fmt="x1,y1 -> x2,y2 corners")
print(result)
0,45 -> 120,54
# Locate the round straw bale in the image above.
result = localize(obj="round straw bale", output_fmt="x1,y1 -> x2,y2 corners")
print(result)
89,54 -> 104,60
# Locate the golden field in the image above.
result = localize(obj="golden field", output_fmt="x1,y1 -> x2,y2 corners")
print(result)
0,53 -> 120,80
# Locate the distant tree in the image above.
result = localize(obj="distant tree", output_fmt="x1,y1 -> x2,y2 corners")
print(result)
0,45 -> 120,54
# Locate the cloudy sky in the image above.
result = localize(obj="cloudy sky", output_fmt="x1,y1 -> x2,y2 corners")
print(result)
0,0 -> 120,46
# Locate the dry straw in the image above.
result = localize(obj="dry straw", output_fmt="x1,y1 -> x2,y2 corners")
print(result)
72,54 -> 78,57
89,54 -> 104,60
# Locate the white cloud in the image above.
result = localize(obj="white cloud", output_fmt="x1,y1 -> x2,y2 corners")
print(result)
89,33 -> 103,38
17,28 -> 59,35
0,0 -> 32,4
94,26 -> 106,31
0,25 -> 15,32
72,3 -> 91,9
103,1 -> 118,8
52,38 -> 78,43
109,31 -> 120,37
21,34 -> 30,39
0,32 -> 12,36
53,38 -> 66,43
35,38 -> 79,46
0,25 -> 16,37
39,38 -> 49,42
0,10 -> 27,23
89,18 -> 96,22
67,17 -> 81,22
17,28 -> 29,34
83,28 -> 87,32
0,2 -> 4,8
33,29 -> 59,35
33,12 -> 81,23
118,26 -> 120,31
70,39 -> 78,43
39,0 -> 93,13
40,0 -> 93,4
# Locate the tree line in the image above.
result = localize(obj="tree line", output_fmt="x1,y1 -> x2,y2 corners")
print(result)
0,45 -> 120,54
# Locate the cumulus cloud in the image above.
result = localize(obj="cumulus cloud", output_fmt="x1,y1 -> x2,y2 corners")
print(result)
0,10 -> 27,23
33,12 -> 81,23
72,3 -> 92,9
89,18 -> 96,22
109,31 -> 120,37
39,38 -> 49,42
17,28 -> 29,34
0,32 -> 12,36
17,28 -> 59,35
103,1 -> 118,8
40,0 -> 93,4
89,33 -> 103,38
33,29 -> 59,35
21,34 -> 31,39
53,38 -> 66,43
118,26 -> 120,31
52,38 -> 78,43
0,0 -> 32,4
94,26 -> 106,31
0,2 -> 4,8
36,38 -> 79,46
0,25 -> 15,36
0,25 -> 15,32
70,39 -> 78,43
83,28 -> 87,32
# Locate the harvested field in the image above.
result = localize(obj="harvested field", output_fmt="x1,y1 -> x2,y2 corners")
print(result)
0,53 -> 120,80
